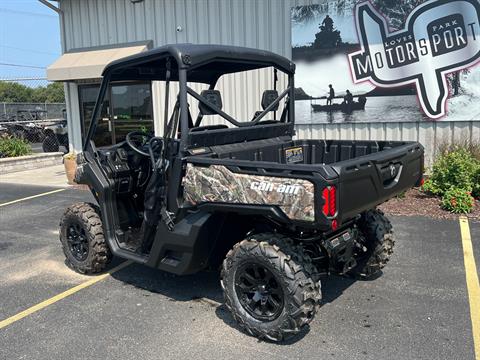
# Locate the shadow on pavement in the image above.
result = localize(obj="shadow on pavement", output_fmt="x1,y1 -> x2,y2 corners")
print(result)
110,262 -> 223,303
109,259 -> 377,344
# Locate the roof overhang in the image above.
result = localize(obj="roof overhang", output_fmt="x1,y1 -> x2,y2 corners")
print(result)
47,41 -> 152,81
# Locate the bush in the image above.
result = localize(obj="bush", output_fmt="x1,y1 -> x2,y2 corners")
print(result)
441,188 -> 475,213
421,179 -> 437,195
423,147 -> 479,196
0,136 -> 32,157
437,139 -> 480,162
473,167 -> 480,199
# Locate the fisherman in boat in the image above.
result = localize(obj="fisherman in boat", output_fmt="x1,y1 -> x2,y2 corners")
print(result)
344,90 -> 353,105
327,84 -> 335,106
358,95 -> 367,107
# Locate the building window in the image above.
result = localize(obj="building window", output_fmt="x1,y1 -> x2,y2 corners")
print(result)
78,82 -> 153,147
79,84 -> 101,139
111,83 -> 153,144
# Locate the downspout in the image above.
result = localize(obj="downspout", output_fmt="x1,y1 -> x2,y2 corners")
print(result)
38,1 -> 79,152
38,1 -> 66,53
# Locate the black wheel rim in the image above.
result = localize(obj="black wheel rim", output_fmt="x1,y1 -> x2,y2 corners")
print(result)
66,222 -> 89,261
235,262 -> 284,321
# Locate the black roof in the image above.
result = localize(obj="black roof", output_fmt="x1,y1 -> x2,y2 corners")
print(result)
103,44 -> 295,84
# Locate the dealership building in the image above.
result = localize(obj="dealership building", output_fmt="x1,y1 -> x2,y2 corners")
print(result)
41,0 -> 479,165
42,0 -> 317,153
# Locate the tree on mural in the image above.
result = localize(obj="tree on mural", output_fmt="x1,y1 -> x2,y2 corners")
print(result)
291,1 -> 355,25
370,0 -> 424,30
291,4 -> 326,26
313,15 -> 343,49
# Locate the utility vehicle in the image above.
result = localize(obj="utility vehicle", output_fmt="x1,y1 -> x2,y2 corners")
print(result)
60,44 -> 424,341
42,112 -> 68,153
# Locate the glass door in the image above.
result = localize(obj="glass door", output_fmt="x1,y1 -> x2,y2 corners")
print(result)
111,83 -> 153,144
79,82 -> 153,147
79,84 -> 112,147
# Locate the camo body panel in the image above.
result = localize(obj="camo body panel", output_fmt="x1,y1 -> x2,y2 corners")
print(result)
182,164 -> 315,221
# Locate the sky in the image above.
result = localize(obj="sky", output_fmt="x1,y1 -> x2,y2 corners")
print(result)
0,0 -> 61,81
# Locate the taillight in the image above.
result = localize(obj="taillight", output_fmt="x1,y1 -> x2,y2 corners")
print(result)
328,186 -> 336,216
331,219 -> 338,231
322,188 -> 329,215
322,186 -> 337,217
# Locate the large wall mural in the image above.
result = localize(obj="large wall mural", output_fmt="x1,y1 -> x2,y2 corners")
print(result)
291,0 -> 480,123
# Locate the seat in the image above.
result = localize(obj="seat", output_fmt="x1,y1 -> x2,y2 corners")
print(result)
191,90 -> 226,132
198,90 -> 223,115
261,90 -> 279,111
251,90 -> 280,122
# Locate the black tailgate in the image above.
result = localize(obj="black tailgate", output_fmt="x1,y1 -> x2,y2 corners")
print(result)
331,141 -> 424,222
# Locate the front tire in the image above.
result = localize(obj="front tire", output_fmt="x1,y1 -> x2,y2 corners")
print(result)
42,135 -> 59,152
350,209 -> 394,278
59,203 -> 112,274
221,233 -> 321,342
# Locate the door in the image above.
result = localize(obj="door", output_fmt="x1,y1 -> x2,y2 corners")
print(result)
110,82 -> 154,144
79,82 -> 154,147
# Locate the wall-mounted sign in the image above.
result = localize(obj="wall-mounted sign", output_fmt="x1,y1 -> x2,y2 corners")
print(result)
291,0 -> 480,123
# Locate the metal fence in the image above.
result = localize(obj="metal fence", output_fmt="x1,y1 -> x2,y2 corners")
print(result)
0,102 -> 66,121
0,77 -> 68,154
0,118 -> 68,154
0,77 -> 66,120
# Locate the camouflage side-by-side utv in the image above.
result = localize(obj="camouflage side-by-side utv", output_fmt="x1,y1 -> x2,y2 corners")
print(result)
60,44 -> 424,341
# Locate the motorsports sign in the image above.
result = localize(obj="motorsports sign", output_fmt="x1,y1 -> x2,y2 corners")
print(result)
349,0 -> 480,119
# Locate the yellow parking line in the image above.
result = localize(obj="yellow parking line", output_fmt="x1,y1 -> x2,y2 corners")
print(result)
0,188 -> 66,207
460,216 -> 480,360
0,261 -> 132,330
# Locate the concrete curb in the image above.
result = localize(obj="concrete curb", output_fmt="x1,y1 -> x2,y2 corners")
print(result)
0,152 -> 64,174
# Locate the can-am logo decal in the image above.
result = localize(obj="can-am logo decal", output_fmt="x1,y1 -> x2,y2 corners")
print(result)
348,0 -> 480,119
250,181 -> 302,195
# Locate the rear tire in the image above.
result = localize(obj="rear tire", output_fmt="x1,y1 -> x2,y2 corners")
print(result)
42,135 -> 59,152
59,203 -> 112,274
13,130 -> 26,140
350,209 -> 394,278
221,233 -> 321,342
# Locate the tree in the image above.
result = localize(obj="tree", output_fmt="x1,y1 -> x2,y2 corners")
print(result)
32,82 -> 65,103
0,81 -> 65,103
0,81 -> 34,102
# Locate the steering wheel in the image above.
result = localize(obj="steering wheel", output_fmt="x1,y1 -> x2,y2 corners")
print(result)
125,131 -> 153,157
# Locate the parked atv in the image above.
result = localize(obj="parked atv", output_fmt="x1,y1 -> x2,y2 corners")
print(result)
14,110 -> 47,143
59,44 -> 424,341
42,120 -> 68,152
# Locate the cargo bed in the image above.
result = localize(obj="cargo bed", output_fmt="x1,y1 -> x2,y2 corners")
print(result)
186,138 -> 424,228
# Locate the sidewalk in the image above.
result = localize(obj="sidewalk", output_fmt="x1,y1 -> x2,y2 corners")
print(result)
0,164 -> 69,188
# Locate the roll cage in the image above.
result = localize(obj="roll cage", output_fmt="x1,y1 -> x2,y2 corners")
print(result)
84,44 -> 296,155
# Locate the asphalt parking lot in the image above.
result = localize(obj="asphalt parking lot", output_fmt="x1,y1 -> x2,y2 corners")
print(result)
0,183 -> 479,360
